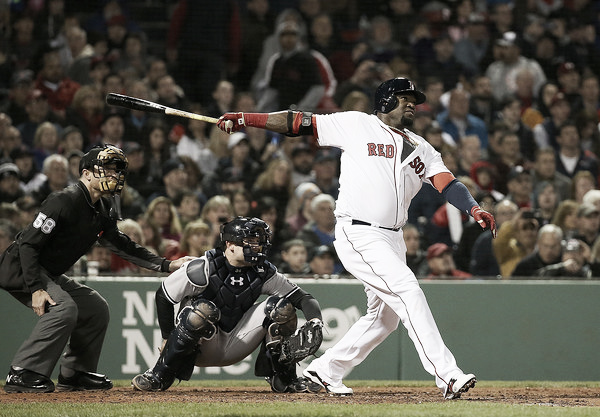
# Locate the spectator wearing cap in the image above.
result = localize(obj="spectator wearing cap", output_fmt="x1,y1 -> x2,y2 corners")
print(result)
453,12 -> 490,78
536,238 -> 592,278
121,141 -> 153,199
97,111 -> 125,149
34,46 -> 81,123
65,149 -> 84,185
286,181 -> 322,236
4,70 -> 35,126
0,163 -> 24,203
59,126 -> 84,156
562,16 -> 600,81
511,223 -> 564,277
573,202 -> 600,247
505,165 -> 533,209
256,20 -> 324,112
289,142 -> 314,187
556,62 -> 582,113
10,146 -> 44,194
30,154 -> 69,205
311,148 -> 340,199
484,31 -> 547,102
532,91 -> 571,151
146,157 -> 189,205
424,242 -> 472,280
278,239 -> 311,275
105,14 -> 129,57
296,193 -> 343,273
308,244 -> 336,276
554,120 -> 598,180
493,208 -> 540,277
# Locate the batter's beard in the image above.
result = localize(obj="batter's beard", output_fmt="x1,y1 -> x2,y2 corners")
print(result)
401,116 -> 414,127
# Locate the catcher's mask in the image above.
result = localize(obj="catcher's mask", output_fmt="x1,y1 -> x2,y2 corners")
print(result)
220,217 -> 272,264
374,77 -> 426,114
79,144 -> 128,195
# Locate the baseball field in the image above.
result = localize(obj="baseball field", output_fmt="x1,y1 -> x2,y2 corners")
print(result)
1,380 -> 599,417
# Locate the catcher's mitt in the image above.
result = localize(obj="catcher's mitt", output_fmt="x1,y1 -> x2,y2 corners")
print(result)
279,319 -> 323,365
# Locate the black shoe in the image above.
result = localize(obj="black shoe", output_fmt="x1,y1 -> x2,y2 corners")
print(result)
56,371 -> 113,391
131,370 -> 168,392
4,367 -> 55,393
267,375 -> 322,393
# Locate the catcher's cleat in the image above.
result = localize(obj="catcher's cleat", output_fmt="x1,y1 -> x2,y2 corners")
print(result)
56,371 -> 113,391
131,370 -> 167,392
4,367 -> 55,393
302,368 -> 353,396
288,376 -> 322,393
443,373 -> 476,399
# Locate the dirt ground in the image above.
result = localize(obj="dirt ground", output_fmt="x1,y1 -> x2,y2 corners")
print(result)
2,386 -> 600,407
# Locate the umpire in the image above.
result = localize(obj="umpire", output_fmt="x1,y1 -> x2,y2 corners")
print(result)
0,144 -> 193,393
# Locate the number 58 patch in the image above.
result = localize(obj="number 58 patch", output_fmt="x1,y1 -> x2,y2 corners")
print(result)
33,212 -> 56,234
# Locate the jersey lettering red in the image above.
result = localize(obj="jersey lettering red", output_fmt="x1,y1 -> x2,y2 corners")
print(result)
367,143 -> 395,158
367,143 -> 377,156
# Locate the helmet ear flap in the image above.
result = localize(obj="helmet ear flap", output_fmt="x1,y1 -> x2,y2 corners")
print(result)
382,94 -> 398,114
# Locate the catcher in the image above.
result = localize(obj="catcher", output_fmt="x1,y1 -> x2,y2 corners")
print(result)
132,216 -> 324,393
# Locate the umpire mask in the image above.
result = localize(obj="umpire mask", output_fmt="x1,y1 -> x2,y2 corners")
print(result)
80,144 -> 129,220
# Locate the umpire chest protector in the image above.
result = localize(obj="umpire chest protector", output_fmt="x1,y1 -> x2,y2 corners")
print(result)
186,249 -> 276,332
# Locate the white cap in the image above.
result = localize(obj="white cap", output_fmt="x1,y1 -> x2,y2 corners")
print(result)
228,132 -> 248,150
295,182 -> 321,200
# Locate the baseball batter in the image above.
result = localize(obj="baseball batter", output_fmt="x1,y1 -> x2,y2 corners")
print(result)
217,77 -> 496,399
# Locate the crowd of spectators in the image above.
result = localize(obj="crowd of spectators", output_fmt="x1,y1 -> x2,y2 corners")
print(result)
0,0 -> 600,279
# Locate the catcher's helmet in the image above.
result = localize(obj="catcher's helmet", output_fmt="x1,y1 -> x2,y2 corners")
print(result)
374,77 -> 426,114
220,217 -> 272,264
79,144 -> 128,194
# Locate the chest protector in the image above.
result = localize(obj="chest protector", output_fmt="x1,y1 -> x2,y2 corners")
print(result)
190,249 -> 276,332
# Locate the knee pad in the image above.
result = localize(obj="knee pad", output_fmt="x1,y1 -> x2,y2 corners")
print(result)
178,299 -> 221,341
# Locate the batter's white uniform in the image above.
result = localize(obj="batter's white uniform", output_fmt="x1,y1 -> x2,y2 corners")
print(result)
309,111 -> 466,392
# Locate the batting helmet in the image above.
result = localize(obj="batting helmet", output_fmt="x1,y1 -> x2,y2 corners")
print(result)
220,217 -> 272,264
374,77 -> 426,114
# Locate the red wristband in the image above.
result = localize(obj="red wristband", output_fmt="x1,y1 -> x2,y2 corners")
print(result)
242,113 -> 269,128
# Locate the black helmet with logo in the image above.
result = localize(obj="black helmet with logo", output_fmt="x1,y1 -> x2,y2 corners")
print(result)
220,217 -> 272,264
374,77 -> 426,114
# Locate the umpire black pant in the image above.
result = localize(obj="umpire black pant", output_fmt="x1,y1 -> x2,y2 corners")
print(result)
0,253 -> 109,377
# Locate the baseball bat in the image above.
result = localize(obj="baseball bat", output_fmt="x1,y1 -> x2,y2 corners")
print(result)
105,93 -> 220,124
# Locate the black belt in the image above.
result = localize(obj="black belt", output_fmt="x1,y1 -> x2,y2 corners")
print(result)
351,219 -> 401,232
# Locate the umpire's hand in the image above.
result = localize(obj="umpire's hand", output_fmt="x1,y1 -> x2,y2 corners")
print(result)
32,289 -> 57,317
